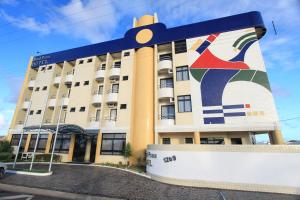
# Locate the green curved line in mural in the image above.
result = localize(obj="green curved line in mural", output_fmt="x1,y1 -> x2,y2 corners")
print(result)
237,37 -> 257,50
229,69 -> 271,91
233,32 -> 256,47
190,68 -> 207,82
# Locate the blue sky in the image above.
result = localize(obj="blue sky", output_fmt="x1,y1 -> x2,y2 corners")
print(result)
0,0 -> 299,141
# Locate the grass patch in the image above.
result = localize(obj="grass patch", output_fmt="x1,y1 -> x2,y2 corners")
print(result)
99,163 -> 146,173
7,167 -> 49,173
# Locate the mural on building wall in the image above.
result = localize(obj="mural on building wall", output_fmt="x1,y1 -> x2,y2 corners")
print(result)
189,28 -> 277,125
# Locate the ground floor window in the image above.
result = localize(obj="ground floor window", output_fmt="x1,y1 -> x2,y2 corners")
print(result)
185,137 -> 193,144
200,137 -> 224,144
28,134 -> 48,152
50,134 -> 71,153
162,138 -> 171,144
10,134 -> 28,151
101,133 -> 126,155
231,138 -> 242,144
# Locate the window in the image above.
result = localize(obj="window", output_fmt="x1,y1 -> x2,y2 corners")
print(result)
95,109 -> 101,121
84,81 -> 89,85
74,82 -> 80,87
122,76 -> 128,81
124,52 -> 130,57
110,109 -> 117,121
231,138 -> 242,144
28,134 -> 48,152
161,105 -> 175,119
28,134 -> 37,152
160,78 -> 173,88
36,110 -> 42,114
47,66 -> 52,70
10,134 -> 27,151
114,61 -> 121,68
111,84 -> 119,93
98,85 -> 103,94
159,53 -> 172,61
50,134 -> 71,153
41,67 -> 46,71
79,107 -> 85,112
177,95 -> 192,112
185,138 -> 193,144
201,138 -> 225,145
120,104 -> 127,109
79,60 -> 84,64
70,107 -> 76,112
101,133 -> 126,155
29,110 -> 34,115
176,66 -> 189,81
101,64 -> 106,70
87,58 -> 93,63
42,86 -> 47,90
175,40 -> 187,54
162,138 -> 171,144
35,87 -> 40,91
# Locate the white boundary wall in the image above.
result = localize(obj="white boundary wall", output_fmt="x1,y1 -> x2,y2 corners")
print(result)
146,145 -> 300,195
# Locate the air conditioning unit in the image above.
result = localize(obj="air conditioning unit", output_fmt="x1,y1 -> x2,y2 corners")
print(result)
170,97 -> 175,103
168,69 -> 173,74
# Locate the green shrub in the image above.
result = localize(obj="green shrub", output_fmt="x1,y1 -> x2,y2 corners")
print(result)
0,141 -> 13,153
0,152 -> 13,162
35,154 -> 61,162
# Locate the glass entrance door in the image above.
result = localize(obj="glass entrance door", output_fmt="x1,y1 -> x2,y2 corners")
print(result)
72,134 -> 87,162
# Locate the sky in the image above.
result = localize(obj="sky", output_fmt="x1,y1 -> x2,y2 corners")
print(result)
0,0 -> 299,141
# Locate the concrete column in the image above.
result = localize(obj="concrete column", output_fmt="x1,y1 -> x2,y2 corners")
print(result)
67,134 -> 76,162
95,131 -> 102,163
194,131 -> 201,144
269,130 -> 285,145
5,133 -> 12,143
132,15 -> 155,162
24,133 -> 31,152
45,133 -> 53,154
84,138 -> 92,162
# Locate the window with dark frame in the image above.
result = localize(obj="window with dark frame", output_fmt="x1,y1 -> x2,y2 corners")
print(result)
120,104 -> 127,109
87,58 -> 93,63
50,134 -> 71,153
70,107 -> 76,112
74,82 -> 80,87
101,133 -> 126,155
41,67 -> 46,71
176,66 -> 190,81
111,84 -> 119,93
162,138 -> 171,144
185,138 -> 193,144
174,40 -> 187,54
200,137 -> 225,145
231,138 -> 242,144
10,134 -> 28,151
114,61 -> 121,68
47,66 -> 52,70
124,52 -> 130,57
161,105 -> 175,119
101,64 -> 106,70
177,95 -> 192,112
35,87 -> 40,91
122,76 -> 128,81
160,78 -> 173,88
42,86 -> 47,90
159,53 -> 172,61
29,110 -> 34,115
79,107 -> 86,112
28,134 -> 48,152
36,110 -> 41,114
79,60 -> 84,64
84,81 -> 89,85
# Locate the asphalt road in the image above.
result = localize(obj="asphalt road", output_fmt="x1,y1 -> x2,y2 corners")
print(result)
1,163 -> 300,200
0,190 -> 66,200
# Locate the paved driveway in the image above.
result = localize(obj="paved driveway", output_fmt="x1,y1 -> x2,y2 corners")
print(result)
0,164 -> 299,200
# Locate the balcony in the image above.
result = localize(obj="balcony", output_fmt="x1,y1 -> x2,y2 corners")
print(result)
48,96 -> 56,108
92,91 -> 103,106
158,54 -> 172,73
22,99 -> 30,110
95,68 -> 105,81
109,68 -> 120,79
65,72 -> 73,85
106,90 -> 118,103
160,115 -> 175,126
62,95 -> 69,107
88,117 -> 100,129
28,78 -> 35,90
158,83 -> 174,100
53,74 -> 61,86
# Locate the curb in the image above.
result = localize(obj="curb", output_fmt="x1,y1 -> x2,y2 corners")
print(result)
0,183 -> 122,200
6,170 -> 53,176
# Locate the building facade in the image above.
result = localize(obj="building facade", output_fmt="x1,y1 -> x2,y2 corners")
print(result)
6,11 -> 284,164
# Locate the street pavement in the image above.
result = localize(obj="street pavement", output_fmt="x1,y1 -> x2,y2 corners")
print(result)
0,163 -> 300,200
0,190 -> 66,200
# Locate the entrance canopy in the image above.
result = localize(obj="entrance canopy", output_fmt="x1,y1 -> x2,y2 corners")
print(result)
23,124 -> 85,135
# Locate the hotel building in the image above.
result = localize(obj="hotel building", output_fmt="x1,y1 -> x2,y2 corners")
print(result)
6,11 -> 284,164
